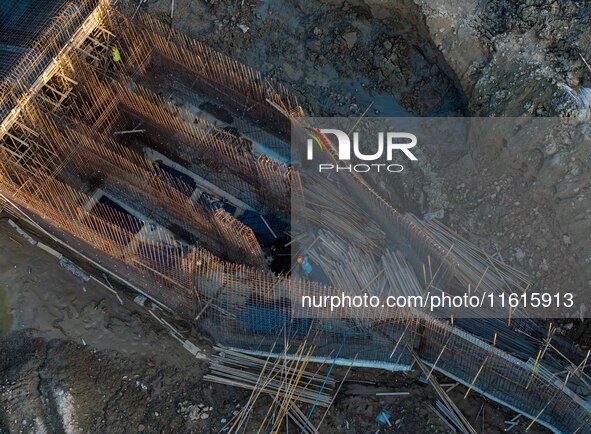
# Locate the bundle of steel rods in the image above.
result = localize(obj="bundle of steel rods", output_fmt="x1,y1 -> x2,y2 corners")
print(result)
204,347 -> 334,407
382,249 -> 424,298
309,230 -> 423,301
205,345 -> 335,433
295,174 -> 385,253
409,215 -> 531,296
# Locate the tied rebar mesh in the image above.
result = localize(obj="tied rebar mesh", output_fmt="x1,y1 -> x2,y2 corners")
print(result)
0,0 -> 100,121
0,1 -> 588,433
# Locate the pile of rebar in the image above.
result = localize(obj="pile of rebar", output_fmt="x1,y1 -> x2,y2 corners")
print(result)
205,345 -> 336,433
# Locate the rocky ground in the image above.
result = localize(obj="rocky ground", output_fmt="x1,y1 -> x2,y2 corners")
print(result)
143,0 -> 466,117
406,0 -> 591,331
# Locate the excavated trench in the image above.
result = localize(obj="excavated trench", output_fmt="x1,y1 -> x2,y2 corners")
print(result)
142,0 -> 469,219
145,0 -> 467,118
3,1 -> 590,433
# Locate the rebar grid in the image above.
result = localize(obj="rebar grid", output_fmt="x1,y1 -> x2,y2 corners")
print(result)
0,2 -> 588,433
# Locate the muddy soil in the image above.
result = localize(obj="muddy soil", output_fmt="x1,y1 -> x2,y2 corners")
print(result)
0,338 -> 550,434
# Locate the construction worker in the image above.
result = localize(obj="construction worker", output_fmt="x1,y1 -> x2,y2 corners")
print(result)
296,255 -> 313,276
111,46 -> 121,62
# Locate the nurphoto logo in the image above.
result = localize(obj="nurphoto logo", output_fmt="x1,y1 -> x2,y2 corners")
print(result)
305,127 -> 418,173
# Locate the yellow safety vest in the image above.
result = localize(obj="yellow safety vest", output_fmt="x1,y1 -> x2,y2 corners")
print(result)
111,47 -> 121,62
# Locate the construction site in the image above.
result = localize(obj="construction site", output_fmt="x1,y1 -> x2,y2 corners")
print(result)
0,0 -> 590,433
